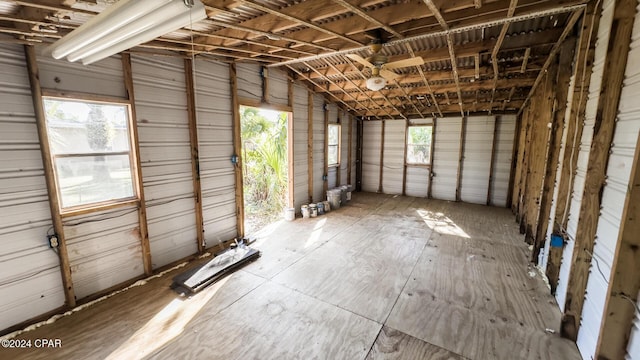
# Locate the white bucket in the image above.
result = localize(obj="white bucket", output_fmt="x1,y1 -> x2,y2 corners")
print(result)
284,207 -> 295,221
309,203 -> 318,217
339,185 -> 349,203
301,204 -> 310,219
323,200 -> 331,212
327,189 -> 341,210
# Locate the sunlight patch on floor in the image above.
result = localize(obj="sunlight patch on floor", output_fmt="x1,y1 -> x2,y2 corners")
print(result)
417,209 -> 470,238
105,276 -> 231,359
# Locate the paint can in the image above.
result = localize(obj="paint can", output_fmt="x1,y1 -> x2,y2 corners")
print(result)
301,204 -> 310,219
309,203 -> 318,217
317,202 -> 325,215
327,189 -> 341,210
323,200 -> 331,213
284,207 -> 295,221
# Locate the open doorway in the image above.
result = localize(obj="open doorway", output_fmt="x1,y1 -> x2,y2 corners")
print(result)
240,105 -> 291,234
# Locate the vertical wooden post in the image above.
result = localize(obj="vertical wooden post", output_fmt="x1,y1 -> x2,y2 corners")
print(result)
507,113 -> 521,210
287,77 -> 294,208
122,53 -> 152,276
356,118 -> 363,192
378,119 -> 385,193
428,118 -> 437,199
512,111 -> 529,215
323,103 -> 329,195
230,63 -> 245,238
184,58 -> 205,254
456,116 -> 467,201
347,114 -> 353,186
261,66 -> 269,104
487,116 -> 499,205
402,119 -> 409,196
308,91 -> 314,203
595,132 -> 640,360
336,111 -> 342,186
563,0 -> 636,339
532,38 -> 575,262
24,45 -> 76,308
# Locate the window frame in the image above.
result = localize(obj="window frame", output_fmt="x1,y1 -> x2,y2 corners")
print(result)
42,94 -> 140,216
405,125 -> 433,166
327,123 -> 341,167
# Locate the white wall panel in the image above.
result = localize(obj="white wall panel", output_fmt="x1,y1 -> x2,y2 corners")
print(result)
490,115 -> 516,207
405,166 -> 429,197
194,59 -> 237,243
460,116 -> 494,204
556,0 -> 615,312
578,2 -> 640,357
431,118 -> 462,201
362,121 -> 382,192
132,55 -> 197,269
236,63 -> 262,102
337,109 -> 349,186
293,84 -> 309,210
0,43 -> 65,332
327,104 -> 338,189
382,120 -> 405,194
269,68 -> 289,106
313,95 -> 325,201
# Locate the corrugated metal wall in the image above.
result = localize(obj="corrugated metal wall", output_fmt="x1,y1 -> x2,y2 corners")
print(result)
382,120 -> 405,194
577,2 -> 640,356
327,104 -> 338,189
460,116 -> 494,204
362,121 -> 382,192
337,109 -> 349,186
131,55 -> 197,269
556,0 -> 615,312
431,118 -> 462,201
312,95 -> 325,201
490,115 -> 516,207
269,68 -> 289,106
0,43 -> 66,331
293,84 -> 309,210
236,63 -> 262,102
36,52 -> 146,300
193,59 -> 237,245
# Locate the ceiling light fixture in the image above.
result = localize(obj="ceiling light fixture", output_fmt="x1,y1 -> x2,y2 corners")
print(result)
366,76 -> 386,91
47,0 -> 207,65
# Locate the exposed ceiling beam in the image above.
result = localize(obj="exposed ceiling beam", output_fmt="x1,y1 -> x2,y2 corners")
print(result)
331,0 -> 403,39
521,47 -> 531,73
287,65 -> 361,114
489,0 -> 518,114
406,42 -> 442,117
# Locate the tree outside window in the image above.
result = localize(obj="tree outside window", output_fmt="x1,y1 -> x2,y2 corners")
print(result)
328,124 -> 341,166
43,97 -> 137,212
406,126 -> 432,165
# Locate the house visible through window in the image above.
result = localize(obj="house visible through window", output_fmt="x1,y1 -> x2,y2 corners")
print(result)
328,124 -> 341,166
406,125 -> 433,165
43,97 -> 137,212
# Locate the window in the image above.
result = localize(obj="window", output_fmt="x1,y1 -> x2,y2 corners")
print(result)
328,124 -> 341,166
406,125 -> 433,165
43,97 -> 138,212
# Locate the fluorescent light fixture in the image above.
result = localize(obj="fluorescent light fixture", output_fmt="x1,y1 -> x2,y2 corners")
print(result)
366,76 -> 386,91
47,0 -> 207,65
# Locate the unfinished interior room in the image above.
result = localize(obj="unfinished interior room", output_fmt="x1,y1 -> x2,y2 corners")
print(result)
1,0 -> 639,359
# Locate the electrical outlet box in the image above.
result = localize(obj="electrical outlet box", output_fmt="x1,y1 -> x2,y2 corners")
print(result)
48,235 -> 59,248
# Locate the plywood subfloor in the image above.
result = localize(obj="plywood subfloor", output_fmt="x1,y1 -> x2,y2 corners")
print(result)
0,193 -> 580,360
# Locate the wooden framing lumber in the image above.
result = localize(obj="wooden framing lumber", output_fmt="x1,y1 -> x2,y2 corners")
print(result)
24,45 -> 76,308
456,116 -> 467,201
287,76 -> 295,208
184,58 -> 205,254
347,114 -> 353,186
428,117 -> 437,198
379,119 -> 385,193
487,116 -> 499,205
308,90 -> 314,203
324,103 -> 329,194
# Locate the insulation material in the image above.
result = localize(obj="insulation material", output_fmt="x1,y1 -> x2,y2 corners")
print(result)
37,49 -> 145,300
405,166 -> 429,197
489,115 -> 516,207
293,84 -> 309,210
132,55 -> 197,269
578,2 -> 640,357
194,59 -> 237,244
382,120 -> 405,195
556,0 -> 615,313
312,95 -> 325,202
431,117 -> 462,201
0,43 -> 66,332
460,116 -> 494,204
362,121 -> 382,193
